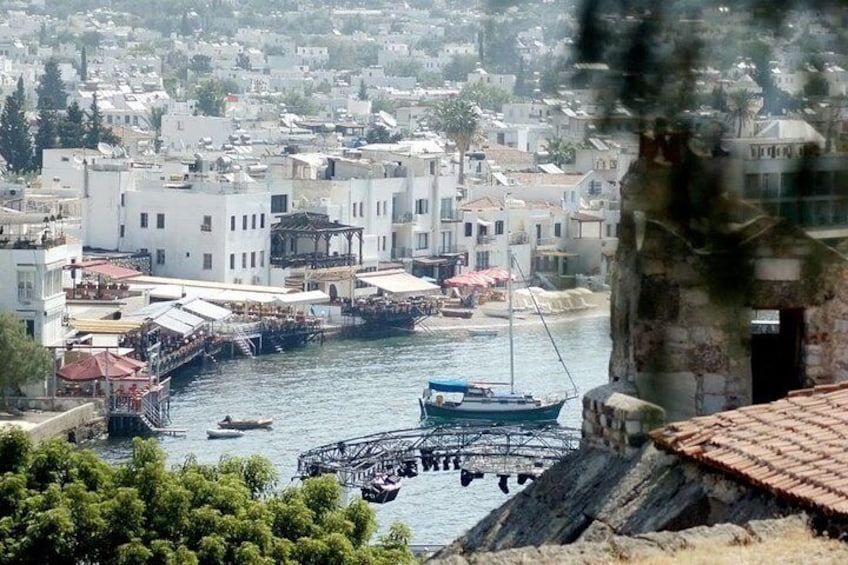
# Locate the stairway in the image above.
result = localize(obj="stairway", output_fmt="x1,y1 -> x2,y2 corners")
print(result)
232,327 -> 256,357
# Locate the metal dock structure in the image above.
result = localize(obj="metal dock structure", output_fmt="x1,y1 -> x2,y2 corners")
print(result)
297,424 -> 581,500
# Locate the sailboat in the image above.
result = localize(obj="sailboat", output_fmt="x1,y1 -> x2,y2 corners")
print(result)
419,197 -> 576,423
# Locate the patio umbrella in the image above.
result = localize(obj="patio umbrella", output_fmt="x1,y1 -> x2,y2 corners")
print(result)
57,351 -> 147,381
444,272 -> 496,288
478,267 -> 513,282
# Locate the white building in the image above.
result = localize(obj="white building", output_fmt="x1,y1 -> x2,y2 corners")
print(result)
0,211 -> 81,346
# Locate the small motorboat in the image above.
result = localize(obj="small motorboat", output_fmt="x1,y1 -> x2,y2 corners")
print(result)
218,416 -> 274,430
467,328 -> 498,337
207,428 -> 244,439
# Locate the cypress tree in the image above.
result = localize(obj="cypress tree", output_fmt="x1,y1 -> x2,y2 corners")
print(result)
36,60 -> 67,111
84,94 -> 102,149
33,107 -> 58,169
0,92 -> 32,173
59,102 -> 85,148
80,46 -> 87,81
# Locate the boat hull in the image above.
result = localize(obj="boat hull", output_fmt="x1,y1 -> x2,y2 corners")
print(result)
419,398 -> 564,423
218,418 -> 273,430
207,429 -> 244,439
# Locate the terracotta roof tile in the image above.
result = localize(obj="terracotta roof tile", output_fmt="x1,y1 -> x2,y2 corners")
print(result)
652,384 -> 848,518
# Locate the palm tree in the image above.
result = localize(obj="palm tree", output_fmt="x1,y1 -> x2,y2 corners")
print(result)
543,135 -> 575,168
726,89 -> 760,138
148,106 -> 166,152
429,97 -> 481,185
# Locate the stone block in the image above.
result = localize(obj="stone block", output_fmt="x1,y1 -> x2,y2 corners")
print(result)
636,371 -> 697,423
701,394 -> 727,415
754,258 -> 801,281
702,373 -> 726,396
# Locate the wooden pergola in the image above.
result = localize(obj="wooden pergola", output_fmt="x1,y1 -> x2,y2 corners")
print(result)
271,212 -> 363,269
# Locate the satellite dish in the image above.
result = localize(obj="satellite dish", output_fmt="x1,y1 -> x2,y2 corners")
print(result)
97,142 -> 113,156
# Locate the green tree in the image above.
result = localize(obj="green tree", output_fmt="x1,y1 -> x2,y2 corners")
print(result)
80,46 -> 88,81
804,73 -> 830,98
544,135 -> 576,167
59,101 -> 86,148
193,79 -> 226,117
0,433 -> 412,563
443,54 -> 479,82
148,106 -> 167,152
726,89 -> 760,138
429,97 -> 481,185
84,94 -> 104,149
365,125 -> 402,144
236,51 -> 252,71
189,54 -> 213,75
358,79 -> 368,101
34,107 -> 58,169
36,59 -> 67,111
460,82 -> 512,112
0,91 -> 32,174
0,313 -> 51,406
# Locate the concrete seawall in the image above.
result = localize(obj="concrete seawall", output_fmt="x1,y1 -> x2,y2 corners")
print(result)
26,402 -> 103,443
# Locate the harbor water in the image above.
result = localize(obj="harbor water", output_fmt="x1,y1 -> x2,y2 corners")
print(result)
93,312 -> 611,545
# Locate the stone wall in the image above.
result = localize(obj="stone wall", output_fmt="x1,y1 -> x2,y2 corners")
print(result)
27,402 -> 103,443
609,151 -> 848,422
582,382 -> 665,456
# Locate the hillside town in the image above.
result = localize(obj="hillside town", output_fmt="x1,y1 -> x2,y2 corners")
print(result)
5,0 -> 848,561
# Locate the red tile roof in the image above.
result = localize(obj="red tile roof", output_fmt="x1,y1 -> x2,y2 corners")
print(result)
650,383 -> 848,516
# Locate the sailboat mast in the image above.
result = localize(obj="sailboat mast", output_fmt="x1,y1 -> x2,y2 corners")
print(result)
506,194 -> 514,394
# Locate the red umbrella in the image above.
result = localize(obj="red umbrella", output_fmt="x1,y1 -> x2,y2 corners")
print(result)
57,351 -> 146,382
478,267 -> 513,282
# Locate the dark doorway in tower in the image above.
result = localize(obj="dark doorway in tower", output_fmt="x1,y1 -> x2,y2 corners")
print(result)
750,309 -> 804,404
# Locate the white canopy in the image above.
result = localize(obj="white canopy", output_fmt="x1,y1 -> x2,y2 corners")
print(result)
355,269 -> 440,295
271,290 -> 330,306
178,297 -> 232,321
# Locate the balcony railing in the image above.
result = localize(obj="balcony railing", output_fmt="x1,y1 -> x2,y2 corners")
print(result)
477,235 -> 496,245
440,212 -> 462,222
392,212 -> 414,224
438,245 -> 463,255
270,253 -> 357,270
0,233 -> 68,250
391,247 -> 412,260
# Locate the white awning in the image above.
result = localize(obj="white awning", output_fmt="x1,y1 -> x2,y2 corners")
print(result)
271,290 -> 330,306
355,269 -> 440,295
178,297 -> 232,321
477,219 -> 494,228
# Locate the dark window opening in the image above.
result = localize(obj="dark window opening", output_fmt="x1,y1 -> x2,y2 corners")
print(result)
751,308 -> 804,404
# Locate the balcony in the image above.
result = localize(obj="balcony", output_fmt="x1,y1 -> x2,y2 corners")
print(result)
270,252 -> 357,270
391,247 -> 412,260
0,233 -> 68,250
200,224 -> 212,232
477,235 -> 496,245
440,212 -> 462,223
392,212 -> 414,224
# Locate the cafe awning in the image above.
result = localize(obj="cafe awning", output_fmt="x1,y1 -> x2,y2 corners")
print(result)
57,351 -> 146,381
66,260 -> 141,280
355,269 -> 440,295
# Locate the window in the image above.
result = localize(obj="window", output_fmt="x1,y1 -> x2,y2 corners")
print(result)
260,250 -> 265,267
230,215 -> 236,231
359,202 -> 364,217
495,220 -> 504,235
203,253 -> 212,270
475,251 -> 491,269
554,223 -> 562,237
381,235 -> 386,251
156,249 -> 165,265
271,194 -> 288,214
415,232 -> 429,250
415,198 -> 429,214
229,253 -> 235,270
120,224 -> 125,238
252,214 -> 257,229
260,213 -> 265,228
242,215 -> 248,230
140,212 -> 148,228
17,271 -> 34,300
242,253 -> 247,268
202,215 -> 212,231
352,203 -> 357,218
120,193 -> 125,206
465,222 -> 473,237
606,223 -> 611,237
440,197 -> 453,219
377,201 -> 382,216
250,252 -> 256,268
156,213 -> 165,229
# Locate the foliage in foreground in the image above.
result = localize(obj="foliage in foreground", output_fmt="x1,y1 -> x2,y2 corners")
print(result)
0,427 -> 413,564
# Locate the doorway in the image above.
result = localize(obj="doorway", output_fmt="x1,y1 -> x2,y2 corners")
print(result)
751,309 -> 804,404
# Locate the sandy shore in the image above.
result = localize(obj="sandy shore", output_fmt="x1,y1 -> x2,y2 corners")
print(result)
419,291 -> 611,333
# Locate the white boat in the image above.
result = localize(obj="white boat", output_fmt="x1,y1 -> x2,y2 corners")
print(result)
420,196 -> 577,424
207,428 -> 244,439
218,416 -> 274,430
